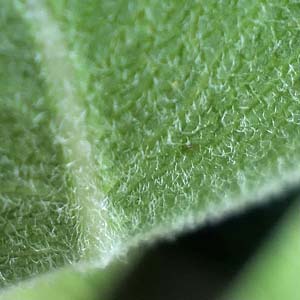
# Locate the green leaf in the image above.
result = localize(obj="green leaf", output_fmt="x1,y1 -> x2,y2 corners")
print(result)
223,202 -> 300,300
0,263 -> 124,300
1,0 -> 300,296
0,0 -> 81,283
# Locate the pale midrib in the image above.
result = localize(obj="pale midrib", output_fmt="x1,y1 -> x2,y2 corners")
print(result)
23,0 -> 115,265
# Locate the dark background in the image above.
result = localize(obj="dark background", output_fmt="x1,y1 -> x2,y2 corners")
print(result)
108,187 -> 299,300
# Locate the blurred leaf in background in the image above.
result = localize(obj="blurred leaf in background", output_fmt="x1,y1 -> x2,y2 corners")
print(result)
224,201 -> 300,300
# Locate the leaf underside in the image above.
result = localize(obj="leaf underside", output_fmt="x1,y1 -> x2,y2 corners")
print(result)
1,0 -> 300,291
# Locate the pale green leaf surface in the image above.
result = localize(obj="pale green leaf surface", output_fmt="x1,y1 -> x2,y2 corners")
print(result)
0,263 -> 123,300
0,0 -> 82,284
0,0 -> 300,295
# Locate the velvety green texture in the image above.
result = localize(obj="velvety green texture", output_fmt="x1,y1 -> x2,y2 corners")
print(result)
0,1 -> 81,284
0,0 -> 299,298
